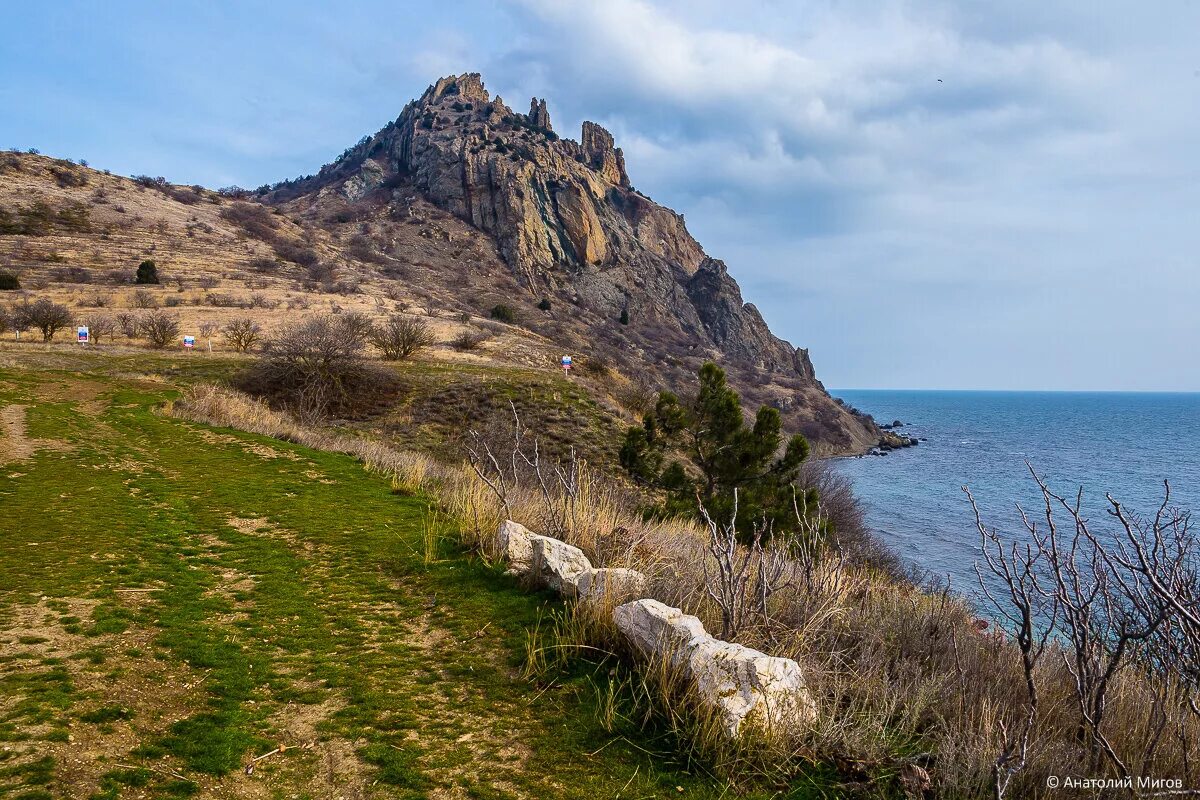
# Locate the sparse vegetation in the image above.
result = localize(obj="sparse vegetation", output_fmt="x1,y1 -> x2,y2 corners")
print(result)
0,270 -> 20,290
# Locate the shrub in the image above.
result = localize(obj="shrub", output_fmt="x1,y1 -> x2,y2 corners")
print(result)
21,298 -> 74,341
135,259 -> 158,285
619,307 -> 629,325
537,298 -> 551,311
489,304 -> 517,323
221,318 -> 263,353
132,289 -> 157,308
235,313 -> 398,420
220,201 -> 279,241
115,312 -> 140,339
0,271 -> 19,290
80,313 -> 116,344
371,315 -> 434,360
450,331 -> 487,351
140,310 -> 180,348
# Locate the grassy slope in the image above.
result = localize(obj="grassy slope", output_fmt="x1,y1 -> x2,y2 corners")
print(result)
0,361 -> 781,799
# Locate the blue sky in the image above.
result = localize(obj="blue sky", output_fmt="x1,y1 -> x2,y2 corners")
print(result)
3,1 -> 1199,390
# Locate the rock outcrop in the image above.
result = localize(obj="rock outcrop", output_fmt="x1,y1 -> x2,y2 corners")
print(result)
272,72 -> 881,452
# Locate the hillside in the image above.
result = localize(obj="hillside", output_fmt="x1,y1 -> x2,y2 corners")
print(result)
0,73 -> 890,454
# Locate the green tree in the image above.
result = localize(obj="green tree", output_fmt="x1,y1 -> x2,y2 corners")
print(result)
619,362 -> 818,541
135,259 -> 158,285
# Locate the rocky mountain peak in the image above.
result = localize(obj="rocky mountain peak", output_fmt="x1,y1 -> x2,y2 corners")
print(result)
270,72 -> 880,452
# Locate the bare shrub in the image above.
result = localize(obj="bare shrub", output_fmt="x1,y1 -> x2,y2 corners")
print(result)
451,330 -> 487,351
140,310 -> 180,348
20,298 -> 73,341
235,314 -> 399,421
132,288 -> 157,309
221,317 -> 263,353
80,313 -> 116,344
371,315 -> 434,360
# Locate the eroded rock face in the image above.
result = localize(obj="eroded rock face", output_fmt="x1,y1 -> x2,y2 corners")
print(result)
575,568 -> 648,608
530,536 -> 592,596
273,71 -> 881,453
613,599 -> 815,737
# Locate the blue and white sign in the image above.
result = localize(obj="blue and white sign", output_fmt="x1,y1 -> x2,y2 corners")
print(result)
182,335 -> 195,349
77,326 -> 89,344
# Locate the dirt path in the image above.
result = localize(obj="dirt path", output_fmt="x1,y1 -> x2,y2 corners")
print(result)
0,404 -> 34,463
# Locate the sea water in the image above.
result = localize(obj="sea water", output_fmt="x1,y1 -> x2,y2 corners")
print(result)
830,390 -> 1200,603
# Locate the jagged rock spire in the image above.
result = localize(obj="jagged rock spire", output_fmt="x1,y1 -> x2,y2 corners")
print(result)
528,98 -> 552,131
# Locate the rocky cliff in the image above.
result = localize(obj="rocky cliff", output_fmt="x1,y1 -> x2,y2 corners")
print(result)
271,73 -> 880,453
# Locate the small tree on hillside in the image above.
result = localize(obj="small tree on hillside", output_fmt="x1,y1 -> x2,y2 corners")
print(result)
140,310 -> 180,348
619,361 -> 818,542
371,315 -> 434,360
23,298 -> 74,341
81,313 -> 116,344
135,259 -> 159,285
221,317 -> 262,353
0,271 -> 20,291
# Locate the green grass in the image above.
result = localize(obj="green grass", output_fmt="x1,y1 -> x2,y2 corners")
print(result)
0,361 -> 813,798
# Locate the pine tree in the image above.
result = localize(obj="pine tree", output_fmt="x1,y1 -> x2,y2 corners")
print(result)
619,362 -> 818,542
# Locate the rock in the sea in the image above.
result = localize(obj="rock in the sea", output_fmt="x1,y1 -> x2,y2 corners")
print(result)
575,568 -> 648,608
613,599 -> 816,737
496,520 -> 537,573
530,536 -> 592,596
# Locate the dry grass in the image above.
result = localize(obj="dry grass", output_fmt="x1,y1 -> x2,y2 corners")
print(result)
169,383 -> 1200,798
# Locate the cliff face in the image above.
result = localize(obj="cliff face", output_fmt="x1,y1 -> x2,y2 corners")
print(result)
273,73 -> 879,453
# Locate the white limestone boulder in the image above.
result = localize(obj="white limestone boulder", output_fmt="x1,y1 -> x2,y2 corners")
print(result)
613,599 -> 816,739
530,536 -> 592,596
613,599 -> 708,668
575,568 -> 648,608
495,520 -> 537,574
687,637 -> 816,737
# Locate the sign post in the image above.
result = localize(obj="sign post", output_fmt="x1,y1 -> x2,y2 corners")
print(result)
77,326 -> 89,345
561,354 -> 572,377
182,335 -> 195,352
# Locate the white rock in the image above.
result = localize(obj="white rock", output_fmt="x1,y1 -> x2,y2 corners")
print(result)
575,568 -> 648,608
496,520 -> 537,573
530,536 -> 592,596
613,599 -> 707,668
687,637 -> 816,737
613,599 -> 816,738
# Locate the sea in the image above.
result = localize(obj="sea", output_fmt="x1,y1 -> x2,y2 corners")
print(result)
829,390 -> 1200,604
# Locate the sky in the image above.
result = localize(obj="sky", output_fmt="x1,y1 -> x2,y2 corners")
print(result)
2,1 -> 1198,390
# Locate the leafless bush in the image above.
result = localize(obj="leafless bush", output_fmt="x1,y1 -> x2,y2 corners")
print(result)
80,313 -> 116,344
115,312 -> 140,339
371,315 -> 434,360
222,317 -> 263,353
132,288 -> 157,308
140,310 -> 180,348
969,465 -> 1200,795
19,298 -> 73,341
235,313 -> 399,421
451,330 -> 487,351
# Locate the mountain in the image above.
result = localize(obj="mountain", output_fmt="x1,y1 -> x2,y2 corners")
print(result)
266,73 -> 883,453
